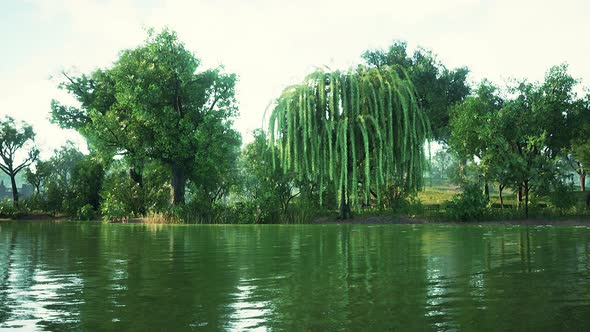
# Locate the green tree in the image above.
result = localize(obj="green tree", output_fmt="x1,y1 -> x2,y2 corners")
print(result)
537,64 -> 579,157
98,158 -> 171,220
70,156 -> 104,211
189,117 -> 242,206
51,28 -> 240,207
362,41 -> 470,143
515,64 -> 589,192
450,78 -> 559,218
25,160 -> 51,194
564,91 -> 590,192
432,147 -> 453,179
268,66 -> 430,218
43,143 -> 85,215
0,117 -> 39,206
449,81 -> 504,199
240,129 -> 299,222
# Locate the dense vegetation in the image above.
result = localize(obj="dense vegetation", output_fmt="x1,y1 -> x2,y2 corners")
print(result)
1,29 -> 588,222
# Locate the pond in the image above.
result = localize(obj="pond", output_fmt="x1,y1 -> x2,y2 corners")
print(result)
1,221 -> 590,331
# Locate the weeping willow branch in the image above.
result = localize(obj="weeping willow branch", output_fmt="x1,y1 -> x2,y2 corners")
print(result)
269,65 -> 430,210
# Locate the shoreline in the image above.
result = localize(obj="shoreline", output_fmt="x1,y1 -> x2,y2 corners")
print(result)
3,213 -> 590,226
313,215 -> 590,226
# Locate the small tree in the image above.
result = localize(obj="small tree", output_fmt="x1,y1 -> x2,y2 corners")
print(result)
0,117 -> 39,206
25,160 -> 51,194
240,129 -> 300,222
432,147 -> 452,179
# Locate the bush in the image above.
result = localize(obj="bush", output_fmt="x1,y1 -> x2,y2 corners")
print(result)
446,182 -> 488,221
548,181 -> 577,213
100,171 -> 143,220
77,204 -> 96,221
0,199 -> 32,219
0,199 -> 16,218
26,193 -> 48,212
100,193 -> 128,222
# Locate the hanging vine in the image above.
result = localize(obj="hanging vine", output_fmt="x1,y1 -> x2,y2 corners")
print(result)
269,65 -> 430,213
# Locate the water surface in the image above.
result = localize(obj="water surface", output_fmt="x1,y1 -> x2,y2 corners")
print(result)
1,221 -> 590,331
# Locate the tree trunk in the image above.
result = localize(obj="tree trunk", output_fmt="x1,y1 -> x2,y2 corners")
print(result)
517,185 -> 523,208
130,167 -> 146,215
170,163 -> 185,206
129,167 -> 143,187
339,187 -> 352,220
524,181 -> 529,219
580,172 -> 586,192
484,181 -> 490,202
499,185 -> 504,209
459,158 -> 467,179
9,173 -> 18,207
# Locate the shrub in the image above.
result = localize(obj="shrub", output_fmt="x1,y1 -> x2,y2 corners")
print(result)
446,182 -> 488,221
548,181 -> 577,213
26,193 -> 48,212
100,193 -> 128,222
77,204 -> 96,221
0,199 -> 16,218
100,171 -> 142,220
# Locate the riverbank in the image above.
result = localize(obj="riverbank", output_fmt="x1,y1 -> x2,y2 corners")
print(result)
3,213 -> 590,226
313,215 -> 590,226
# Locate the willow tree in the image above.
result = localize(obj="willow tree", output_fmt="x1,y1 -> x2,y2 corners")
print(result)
268,66 -> 430,218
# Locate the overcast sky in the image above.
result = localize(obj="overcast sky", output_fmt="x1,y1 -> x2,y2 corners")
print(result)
1,0 -> 589,158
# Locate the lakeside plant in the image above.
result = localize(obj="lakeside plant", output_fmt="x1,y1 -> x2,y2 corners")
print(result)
446,182 -> 488,221
268,66 -> 430,218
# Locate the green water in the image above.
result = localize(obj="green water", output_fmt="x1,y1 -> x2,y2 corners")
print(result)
1,222 -> 590,331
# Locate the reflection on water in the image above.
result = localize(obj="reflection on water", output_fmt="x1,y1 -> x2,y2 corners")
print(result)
1,222 -> 590,331
228,281 -> 271,331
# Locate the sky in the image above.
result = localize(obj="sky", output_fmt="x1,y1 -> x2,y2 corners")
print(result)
1,0 -> 589,158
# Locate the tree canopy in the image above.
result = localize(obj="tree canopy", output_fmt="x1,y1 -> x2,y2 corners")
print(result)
268,65 -> 430,217
51,28 -> 240,206
362,41 -> 470,143
449,64 -> 589,216
0,117 -> 38,205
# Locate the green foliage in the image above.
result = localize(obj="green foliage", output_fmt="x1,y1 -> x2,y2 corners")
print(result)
448,66 -> 585,217
77,204 -> 96,221
446,182 -> 488,221
392,194 -> 424,216
24,160 -> 51,194
51,28 -> 241,206
362,41 -> 470,143
0,199 -> 16,218
36,143 -> 104,217
0,198 -> 30,219
141,161 -> 171,213
431,147 -> 454,179
0,116 -> 39,205
45,181 -> 65,215
239,129 -> 298,223
547,181 -> 577,212
71,157 -> 104,210
100,167 -> 143,220
268,66 -> 430,213
25,193 -> 48,212
100,193 -> 128,222
188,119 -> 242,206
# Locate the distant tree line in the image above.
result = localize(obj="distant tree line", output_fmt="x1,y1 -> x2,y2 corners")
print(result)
1,29 -> 588,222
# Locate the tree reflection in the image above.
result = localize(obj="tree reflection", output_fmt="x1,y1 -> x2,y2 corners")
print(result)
1,223 -> 590,330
